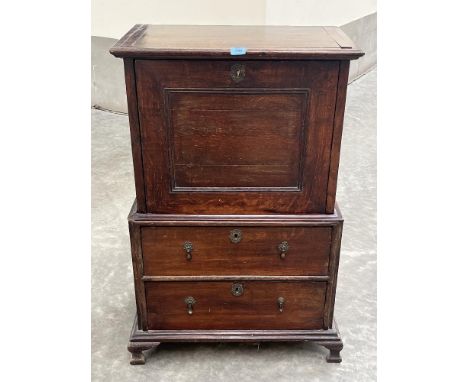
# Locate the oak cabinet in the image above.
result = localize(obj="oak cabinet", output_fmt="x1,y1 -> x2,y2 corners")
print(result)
110,24 -> 363,365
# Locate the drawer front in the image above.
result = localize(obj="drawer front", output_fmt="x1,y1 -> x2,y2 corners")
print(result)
146,281 -> 326,330
141,226 -> 332,276
135,59 -> 339,214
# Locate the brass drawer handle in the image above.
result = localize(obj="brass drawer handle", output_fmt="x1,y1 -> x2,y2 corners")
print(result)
183,241 -> 193,260
277,297 -> 285,312
278,241 -> 289,259
229,229 -> 242,244
184,296 -> 196,315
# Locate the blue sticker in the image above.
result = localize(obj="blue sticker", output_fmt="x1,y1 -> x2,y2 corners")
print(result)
230,47 -> 247,55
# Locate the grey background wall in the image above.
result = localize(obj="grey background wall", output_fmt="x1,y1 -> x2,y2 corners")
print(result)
91,1 -> 376,113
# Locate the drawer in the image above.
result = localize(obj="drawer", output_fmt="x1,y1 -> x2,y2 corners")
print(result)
141,226 -> 332,276
134,59 -> 340,214
145,281 -> 326,330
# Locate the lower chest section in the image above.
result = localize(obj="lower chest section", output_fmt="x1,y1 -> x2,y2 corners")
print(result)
131,212 -> 343,331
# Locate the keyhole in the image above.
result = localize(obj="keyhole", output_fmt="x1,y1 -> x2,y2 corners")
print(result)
232,283 -> 244,296
230,229 -> 242,243
230,64 -> 245,83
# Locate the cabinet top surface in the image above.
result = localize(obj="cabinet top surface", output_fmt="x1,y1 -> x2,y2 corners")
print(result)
110,24 -> 363,60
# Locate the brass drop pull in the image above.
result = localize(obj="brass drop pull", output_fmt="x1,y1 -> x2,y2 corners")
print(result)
277,297 -> 285,312
278,241 -> 289,259
183,241 -> 193,260
184,296 -> 196,315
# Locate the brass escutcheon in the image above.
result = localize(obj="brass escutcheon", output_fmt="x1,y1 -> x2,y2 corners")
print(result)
231,283 -> 244,297
230,63 -> 245,82
229,229 -> 242,244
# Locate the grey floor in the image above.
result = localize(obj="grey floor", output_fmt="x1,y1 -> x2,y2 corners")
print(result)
92,68 -> 376,382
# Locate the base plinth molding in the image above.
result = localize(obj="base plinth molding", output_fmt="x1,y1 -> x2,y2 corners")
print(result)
128,315 -> 343,364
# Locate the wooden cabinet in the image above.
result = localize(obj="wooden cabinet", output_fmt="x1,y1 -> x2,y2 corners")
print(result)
110,24 -> 363,365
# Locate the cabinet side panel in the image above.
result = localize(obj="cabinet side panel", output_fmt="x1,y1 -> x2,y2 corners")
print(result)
124,58 -> 147,212
323,220 -> 343,328
129,221 -> 148,330
326,61 -> 350,213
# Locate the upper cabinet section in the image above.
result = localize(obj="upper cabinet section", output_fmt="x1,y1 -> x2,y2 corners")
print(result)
133,59 -> 341,214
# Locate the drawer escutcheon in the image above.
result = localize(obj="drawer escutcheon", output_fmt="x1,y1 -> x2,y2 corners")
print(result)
229,229 -> 242,244
231,283 -> 244,297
